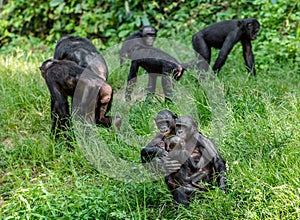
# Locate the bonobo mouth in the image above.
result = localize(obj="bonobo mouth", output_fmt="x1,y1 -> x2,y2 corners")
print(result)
161,129 -> 171,136
146,42 -> 154,46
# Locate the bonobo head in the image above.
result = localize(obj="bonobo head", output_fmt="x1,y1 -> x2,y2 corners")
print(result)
242,18 -> 260,40
175,116 -> 198,140
154,110 -> 178,135
39,59 -> 55,78
140,25 -> 157,46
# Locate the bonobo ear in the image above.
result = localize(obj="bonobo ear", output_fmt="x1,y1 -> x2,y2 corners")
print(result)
237,20 -> 243,27
40,59 -> 54,71
139,27 -> 144,33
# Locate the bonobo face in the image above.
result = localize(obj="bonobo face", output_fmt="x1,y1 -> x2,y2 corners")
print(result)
156,120 -> 172,135
154,110 -> 177,135
245,19 -> 260,40
175,116 -> 198,140
142,26 -> 157,46
176,124 -> 192,140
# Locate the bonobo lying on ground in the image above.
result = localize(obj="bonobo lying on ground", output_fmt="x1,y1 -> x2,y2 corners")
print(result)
192,18 -> 260,75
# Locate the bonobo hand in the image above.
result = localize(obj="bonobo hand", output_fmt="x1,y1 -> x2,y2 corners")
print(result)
161,156 -> 182,174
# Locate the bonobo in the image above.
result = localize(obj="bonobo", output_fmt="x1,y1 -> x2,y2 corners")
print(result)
192,18 -> 260,75
166,136 -> 207,190
120,25 -> 157,64
39,59 -> 114,139
164,116 -> 227,206
141,110 -> 182,174
125,45 -> 185,102
54,35 -> 108,80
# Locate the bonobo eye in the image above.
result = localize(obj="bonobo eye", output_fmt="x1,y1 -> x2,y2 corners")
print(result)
157,121 -> 169,129
247,23 -> 253,29
146,33 -> 156,37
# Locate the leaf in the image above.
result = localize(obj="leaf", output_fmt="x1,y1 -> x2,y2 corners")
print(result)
141,15 -> 149,26
50,0 -> 64,7
118,30 -> 130,38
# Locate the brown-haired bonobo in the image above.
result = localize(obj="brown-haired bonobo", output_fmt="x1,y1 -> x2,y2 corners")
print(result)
192,18 -> 260,75
141,110 -> 182,174
164,115 -> 227,206
54,35 -> 108,80
125,45 -> 185,102
120,25 -> 157,64
39,59 -> 114,139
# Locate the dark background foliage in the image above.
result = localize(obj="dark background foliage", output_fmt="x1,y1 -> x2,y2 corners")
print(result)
0,0 -> 299,63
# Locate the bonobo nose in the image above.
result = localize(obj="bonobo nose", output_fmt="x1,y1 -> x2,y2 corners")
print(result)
177,130 -> 183,135
160,126 -> 168,133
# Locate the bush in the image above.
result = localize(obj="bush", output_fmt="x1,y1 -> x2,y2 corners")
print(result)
0,0 -> 299,63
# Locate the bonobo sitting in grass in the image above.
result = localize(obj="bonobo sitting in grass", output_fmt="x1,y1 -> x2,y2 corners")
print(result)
142,111 -> 227,206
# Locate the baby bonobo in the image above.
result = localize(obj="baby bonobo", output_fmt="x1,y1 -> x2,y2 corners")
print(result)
141,110 -> 182,175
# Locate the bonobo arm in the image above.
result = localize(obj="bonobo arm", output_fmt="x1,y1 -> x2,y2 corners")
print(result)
241,39 -> 256,75
45,79 -> 70,137
213,29 -> 242,72
195,133 -> 227,192
125,61 -> 139,101
213,155 -> 227,193
141,146 -> 168,163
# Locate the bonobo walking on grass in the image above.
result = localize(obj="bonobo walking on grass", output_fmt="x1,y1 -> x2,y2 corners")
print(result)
120,25 -> 157,64
192,18 -> 260,75
125,45 -> 185,102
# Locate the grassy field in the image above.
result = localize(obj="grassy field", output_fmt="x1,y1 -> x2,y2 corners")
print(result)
0,42 -> 299,220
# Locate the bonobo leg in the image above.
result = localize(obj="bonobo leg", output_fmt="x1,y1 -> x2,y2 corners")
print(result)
145,73 -> 157,103
192,32 -> 211,66
95,83 -> 113,127
171,185 -> 198,207
161,75 -> 174,102
147,73 -> 157,94
45,79 -> 70,138
72,75 -> 107,124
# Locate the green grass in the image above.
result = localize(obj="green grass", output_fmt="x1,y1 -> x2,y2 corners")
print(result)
0,44 -> 299,220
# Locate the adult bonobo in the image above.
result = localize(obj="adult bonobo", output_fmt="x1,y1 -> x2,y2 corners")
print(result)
192,18 -> 260,75
125,45 -> 185,102
39,59 -> 116,139
54,35 -> 109,80
164,116 -> 227,206
120,25 -> 157,64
